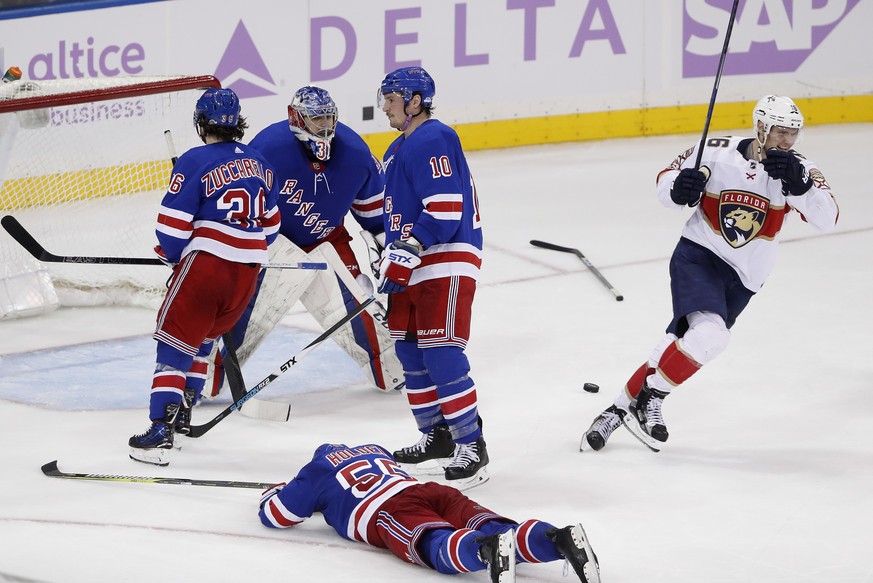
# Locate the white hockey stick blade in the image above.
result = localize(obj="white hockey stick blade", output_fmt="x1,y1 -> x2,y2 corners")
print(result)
240,398 -> 291,422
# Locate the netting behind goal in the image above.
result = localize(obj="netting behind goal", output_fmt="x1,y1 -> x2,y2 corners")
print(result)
0,75 -> 221,319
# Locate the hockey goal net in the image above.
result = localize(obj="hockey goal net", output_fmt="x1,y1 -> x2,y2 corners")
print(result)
0,74 -> 221,319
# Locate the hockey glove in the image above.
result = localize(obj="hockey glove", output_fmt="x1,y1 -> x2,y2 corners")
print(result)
670,167 -> 709,207
153,245 -> 176,268
761,149 -> 813,196
377,239 -> 422,294
259,482 -> 286,509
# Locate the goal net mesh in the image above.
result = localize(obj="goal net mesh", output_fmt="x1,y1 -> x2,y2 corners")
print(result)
0,74 -> 220,318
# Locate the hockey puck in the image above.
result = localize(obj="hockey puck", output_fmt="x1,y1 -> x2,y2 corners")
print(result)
583,382 -> 600,393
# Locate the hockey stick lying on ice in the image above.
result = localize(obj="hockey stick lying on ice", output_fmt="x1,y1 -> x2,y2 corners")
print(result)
41,460 -> 277,489
221,330 -> 293,422
0,215 -> 327,270
187,295 -> 376,438
530,239 -> 624,302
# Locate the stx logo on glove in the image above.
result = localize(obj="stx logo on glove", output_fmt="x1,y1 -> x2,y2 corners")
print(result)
387,250 -> 416,264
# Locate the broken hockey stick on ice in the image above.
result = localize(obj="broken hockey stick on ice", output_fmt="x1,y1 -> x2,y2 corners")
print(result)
187,296 -> 376,438
41,460 -> 278,489
0,215 -> 328,270
530,239 -> 624,302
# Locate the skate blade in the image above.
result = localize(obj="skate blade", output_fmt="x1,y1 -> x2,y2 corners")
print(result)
129,447 -> 171,466
398,458 -> 453,476
573,524 -> 601,583
620,417 -> 661,452
445,466 -> 490,492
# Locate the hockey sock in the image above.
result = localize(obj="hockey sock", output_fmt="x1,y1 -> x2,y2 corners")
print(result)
424,346 -> 480,443
396,340 -> 443,431
421,528 -> 487,574
149,363 -> 186,420
652,340 -> 702,389
514,519 -> 563,564
622,363 -> 654,401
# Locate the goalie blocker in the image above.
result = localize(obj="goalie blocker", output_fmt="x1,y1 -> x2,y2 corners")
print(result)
204,237 -> 404,399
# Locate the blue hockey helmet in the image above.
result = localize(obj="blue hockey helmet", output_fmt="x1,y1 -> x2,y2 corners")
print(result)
379,66 -> 435,108
193,88 -> 240,129
288,86 -> 338,161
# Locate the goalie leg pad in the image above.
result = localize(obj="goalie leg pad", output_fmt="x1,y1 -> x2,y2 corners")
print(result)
203,238 -> 316,398
302,243 -> 404,391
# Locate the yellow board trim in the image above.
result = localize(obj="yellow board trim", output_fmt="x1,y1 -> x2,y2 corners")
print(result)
1,159 -> 172,209
361,95 -> 873,155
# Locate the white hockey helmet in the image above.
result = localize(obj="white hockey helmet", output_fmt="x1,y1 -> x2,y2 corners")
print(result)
753,95 -> 803,143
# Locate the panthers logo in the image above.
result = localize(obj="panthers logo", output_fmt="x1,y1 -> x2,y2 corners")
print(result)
719,191 -> 769,248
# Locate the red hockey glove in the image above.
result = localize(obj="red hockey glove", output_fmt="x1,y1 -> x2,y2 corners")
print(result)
377,239 -> 422,294
260,482 -> 286,509
153,245 -> 176,268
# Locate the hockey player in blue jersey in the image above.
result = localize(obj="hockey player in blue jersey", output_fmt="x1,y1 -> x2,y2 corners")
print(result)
259,443 -> 601,583
375,67 -> 490,489
206,86 -> 403,402
128,88 -> 281,466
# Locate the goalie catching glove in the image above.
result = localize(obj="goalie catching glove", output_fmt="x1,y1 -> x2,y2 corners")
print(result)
377,238 -> 422,294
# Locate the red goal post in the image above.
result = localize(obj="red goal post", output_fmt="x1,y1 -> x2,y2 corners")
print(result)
0,74 -> 221,319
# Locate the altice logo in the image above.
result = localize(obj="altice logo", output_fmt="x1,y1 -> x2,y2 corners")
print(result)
214,20 -> 277,98
682,0 -> 861,78
21,37 -> 145,80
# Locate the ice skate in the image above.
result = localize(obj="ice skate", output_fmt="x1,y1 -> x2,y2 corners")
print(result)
393,424 -> 455,475
581,405 -> 625,451
546,523 -> 600,583
129,403 -> 178,466
477,529 -> 516,583
623,383 -> 668,451
174,388 -> 196,437
444,436 -> 489,490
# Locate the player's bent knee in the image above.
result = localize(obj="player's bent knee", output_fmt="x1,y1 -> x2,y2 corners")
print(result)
681,311 -> 730,365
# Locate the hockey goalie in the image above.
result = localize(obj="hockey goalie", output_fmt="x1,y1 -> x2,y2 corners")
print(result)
203,85 -> 403,401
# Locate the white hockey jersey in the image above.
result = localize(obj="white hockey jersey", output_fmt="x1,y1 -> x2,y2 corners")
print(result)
657,137 -> 839,292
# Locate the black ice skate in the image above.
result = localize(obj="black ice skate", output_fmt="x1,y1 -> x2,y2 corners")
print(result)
129,403 -> 178,466
393,424 -> 455,475
546,523 -> 601,583
477,529 -> 516,583
444,436 -> 489,490
581,405 -> 625,451
622,383 -> 669,451
174,388 -> 196,436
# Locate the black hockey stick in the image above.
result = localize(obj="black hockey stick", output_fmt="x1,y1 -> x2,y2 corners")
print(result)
693,0 -> 740,171
41,460 -> 277,489
187,296 -> 376,438
530,239 -> 624,301
1,215 -> 327,270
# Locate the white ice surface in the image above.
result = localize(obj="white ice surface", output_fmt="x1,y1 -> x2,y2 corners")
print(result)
1,125 -> 871,583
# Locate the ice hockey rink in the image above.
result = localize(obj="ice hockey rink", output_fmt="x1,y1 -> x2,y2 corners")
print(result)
1,124 -> 871,583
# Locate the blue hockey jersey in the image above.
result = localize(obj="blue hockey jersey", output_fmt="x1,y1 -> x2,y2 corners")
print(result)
259,443 -> 418,545
249,121 -> 385,248
382,119 -> 483,284
156,141 -> 281,264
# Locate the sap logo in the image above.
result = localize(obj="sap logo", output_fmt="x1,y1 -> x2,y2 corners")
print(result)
682,0 -> 861,77
215,20 -> 277,98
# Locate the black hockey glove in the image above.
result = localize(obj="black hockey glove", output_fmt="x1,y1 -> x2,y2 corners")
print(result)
761,149 -> 813,196
670,168 -> 708,207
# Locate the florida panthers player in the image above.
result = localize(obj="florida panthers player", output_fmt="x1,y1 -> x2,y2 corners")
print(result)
375,67 -> 489,489
584,95 -> 839,452
207,86 -> 403,401
258,442 -> 601,583
128,88 -> 280,466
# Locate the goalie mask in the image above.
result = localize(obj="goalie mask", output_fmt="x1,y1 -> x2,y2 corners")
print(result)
753,95 -> 803,148
288,86 -> 337,161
